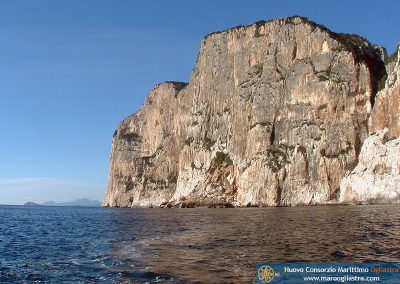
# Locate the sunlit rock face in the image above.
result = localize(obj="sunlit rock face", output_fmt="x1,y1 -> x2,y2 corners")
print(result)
369,46 -> 400,139
340,46 -> 400,204
104,16 -> 388,207
339,129 -> 400,204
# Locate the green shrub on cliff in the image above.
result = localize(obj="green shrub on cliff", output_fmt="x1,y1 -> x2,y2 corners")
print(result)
120,132 -> 141,143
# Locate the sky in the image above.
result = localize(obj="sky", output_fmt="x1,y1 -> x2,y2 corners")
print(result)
0,0 -> 399,205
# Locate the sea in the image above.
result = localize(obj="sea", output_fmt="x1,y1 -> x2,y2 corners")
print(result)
0,204 -> 399,283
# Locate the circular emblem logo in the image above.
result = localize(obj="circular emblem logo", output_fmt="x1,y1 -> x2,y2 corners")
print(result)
258,265 -> 275,283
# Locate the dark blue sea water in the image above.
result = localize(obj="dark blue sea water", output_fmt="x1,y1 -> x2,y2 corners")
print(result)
1,204 -> 399,283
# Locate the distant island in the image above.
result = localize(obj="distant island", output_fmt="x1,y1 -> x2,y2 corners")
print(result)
24,198 -> 102,207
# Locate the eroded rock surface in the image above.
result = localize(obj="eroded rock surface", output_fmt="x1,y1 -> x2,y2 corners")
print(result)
339,129 -> 400,203
339,46 -> 400,203
369,46 -> 400,138
104,16 -> 388,207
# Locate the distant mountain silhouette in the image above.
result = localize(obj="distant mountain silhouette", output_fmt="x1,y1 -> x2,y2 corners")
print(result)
24,202 -> 42,206
25,198 -> 102,207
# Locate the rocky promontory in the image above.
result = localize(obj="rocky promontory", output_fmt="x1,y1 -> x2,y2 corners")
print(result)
104,16 -> 399,207
340,44 -> 400,204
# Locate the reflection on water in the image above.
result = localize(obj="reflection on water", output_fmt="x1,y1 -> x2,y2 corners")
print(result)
1,204 -> 399,283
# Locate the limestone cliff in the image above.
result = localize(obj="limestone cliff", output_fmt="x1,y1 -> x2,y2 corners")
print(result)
339,129 -> 400,204
369,46 -> 400,138
104,16 -> 389,208
340,46 -> 400,203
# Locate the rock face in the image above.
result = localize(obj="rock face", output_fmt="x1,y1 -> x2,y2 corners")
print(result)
104,16 -> 389,207
339,46 -> 400,203
369,46 -> 400,138
339,129 -> 400,204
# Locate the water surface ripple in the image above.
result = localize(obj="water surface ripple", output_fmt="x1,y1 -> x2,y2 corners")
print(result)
0,204 -> 399,283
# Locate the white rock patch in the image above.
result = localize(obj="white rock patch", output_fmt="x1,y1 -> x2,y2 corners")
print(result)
339,129 -> 400,203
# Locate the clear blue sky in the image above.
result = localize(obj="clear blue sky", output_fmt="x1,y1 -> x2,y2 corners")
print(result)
1,0 -> 399,205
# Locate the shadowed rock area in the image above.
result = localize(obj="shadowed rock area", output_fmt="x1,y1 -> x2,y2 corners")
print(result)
103,16 -> 399,207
